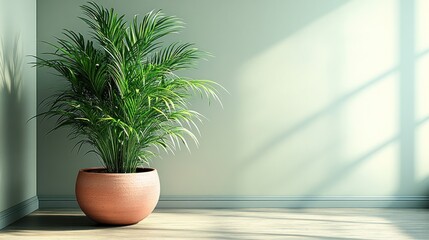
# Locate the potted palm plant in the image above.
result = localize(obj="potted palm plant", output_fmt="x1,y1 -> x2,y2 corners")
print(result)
36,2 -> 221,225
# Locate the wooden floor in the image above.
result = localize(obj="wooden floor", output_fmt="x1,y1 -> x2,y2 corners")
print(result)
1,208 -> 428,239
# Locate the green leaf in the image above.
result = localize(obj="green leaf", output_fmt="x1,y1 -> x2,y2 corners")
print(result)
35,1 -> 225,173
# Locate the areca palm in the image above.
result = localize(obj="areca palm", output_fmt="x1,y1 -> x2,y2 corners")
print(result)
36,2 -> 222,173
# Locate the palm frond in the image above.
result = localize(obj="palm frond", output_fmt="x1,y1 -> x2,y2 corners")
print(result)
35,1 -> 224,173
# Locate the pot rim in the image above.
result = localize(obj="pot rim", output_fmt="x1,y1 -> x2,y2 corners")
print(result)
79,167 -> 156,175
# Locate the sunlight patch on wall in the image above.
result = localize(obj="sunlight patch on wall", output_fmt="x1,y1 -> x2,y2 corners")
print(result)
235,0 -> 399,195
415,0 -> 429,121
342,74 -> 398,160
415,50 -> 429,184
415,0 -> 429,53
415,54 -> 429,122
416,123 -> 429,182
325,142 -> 399,196
414,0 -> 429,184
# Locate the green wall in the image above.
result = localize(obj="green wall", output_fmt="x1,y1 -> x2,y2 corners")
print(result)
37,0 -> 429,205
0,0 -> 37,211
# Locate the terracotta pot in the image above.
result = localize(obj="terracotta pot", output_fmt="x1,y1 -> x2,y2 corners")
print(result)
75,167 -> 160,225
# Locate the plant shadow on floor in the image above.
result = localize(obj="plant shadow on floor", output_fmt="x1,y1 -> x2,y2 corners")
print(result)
2,211 -> 124,231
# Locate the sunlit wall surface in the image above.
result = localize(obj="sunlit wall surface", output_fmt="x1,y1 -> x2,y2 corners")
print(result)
37,0 -> 429,202
0,0 -> 37,211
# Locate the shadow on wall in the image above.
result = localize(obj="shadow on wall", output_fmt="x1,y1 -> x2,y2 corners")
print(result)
239,67 -> 397,181
0,35 -> 29,209
232,0 -> 429,203
298,0 -> 428,204
168,0 -> 353,197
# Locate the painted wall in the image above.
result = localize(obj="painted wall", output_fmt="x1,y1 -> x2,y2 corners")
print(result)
37,0 -> 429,204
0,0 -> 37,211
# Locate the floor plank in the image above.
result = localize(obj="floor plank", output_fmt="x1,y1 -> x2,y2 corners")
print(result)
1,208 -> 428,239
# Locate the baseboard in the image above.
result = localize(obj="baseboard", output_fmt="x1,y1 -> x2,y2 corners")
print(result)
0,196 -> 39,230
38,196 -> 79,209
158,196 -> 429,208
38,195 -> 429,209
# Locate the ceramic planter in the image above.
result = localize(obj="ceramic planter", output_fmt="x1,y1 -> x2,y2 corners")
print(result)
75,167 -> 160,225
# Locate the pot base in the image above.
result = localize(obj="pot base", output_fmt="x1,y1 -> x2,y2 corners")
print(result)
75,167 -> 160,225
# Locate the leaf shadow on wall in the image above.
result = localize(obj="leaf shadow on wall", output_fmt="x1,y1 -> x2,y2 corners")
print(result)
0,35 -> 29,210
